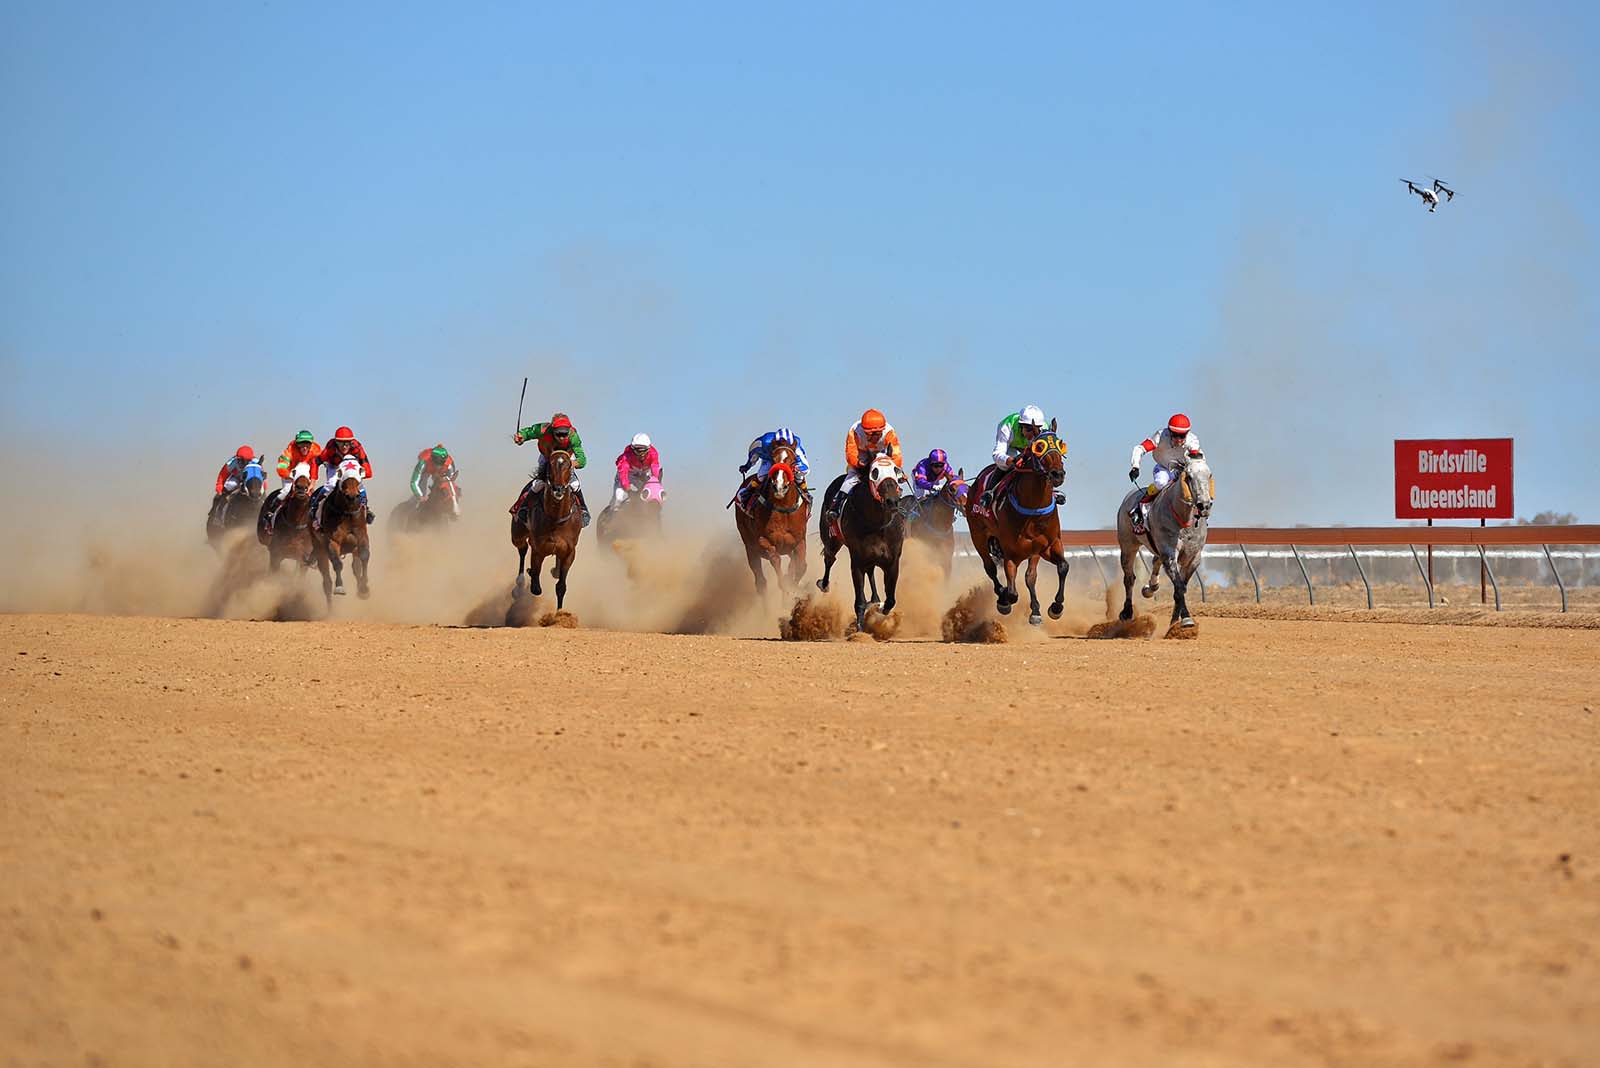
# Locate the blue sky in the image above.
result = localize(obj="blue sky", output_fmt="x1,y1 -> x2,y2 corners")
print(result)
3,1 -> 1596,524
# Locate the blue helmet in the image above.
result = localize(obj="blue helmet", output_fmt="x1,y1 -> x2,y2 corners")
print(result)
774,427 -> 795,444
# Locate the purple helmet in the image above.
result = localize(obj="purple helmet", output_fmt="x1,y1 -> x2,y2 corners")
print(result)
926,448 -> 948,465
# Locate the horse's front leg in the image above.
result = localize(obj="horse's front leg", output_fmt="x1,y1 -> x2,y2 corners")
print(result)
1119,546 -> 1137,621
316,545 -> 335,609
355,541 -> 371,599
851,561 -> 868,631
984,536 -> 1009,605
867,567 -> 881,607
790,537 -> 808,587
530,551 -> 545,597
1168,553 -> 1192,625
880,556 -> 899,619
744,540 -> 769,596
1002,557 -> 1020,612
1141,550 -> 1163,598
554,549 -> 572,610
1024,554 -> 1043,625
816,536 -> 838,593
514,543 -> 528,598
1047,544 -> 1069,620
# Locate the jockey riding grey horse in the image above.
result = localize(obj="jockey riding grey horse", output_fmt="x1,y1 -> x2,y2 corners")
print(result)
1115,453 -> 1213,627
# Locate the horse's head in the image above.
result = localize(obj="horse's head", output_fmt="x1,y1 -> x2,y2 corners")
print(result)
291,464 -> 313,498
1025,433 -> 1068,488
868,456 -> 901,502
333,457 -> 364,499
767,461 -> 795,501
1175,454 -> 1214,519
770,442 -> 797,472
546,450 -> 573,497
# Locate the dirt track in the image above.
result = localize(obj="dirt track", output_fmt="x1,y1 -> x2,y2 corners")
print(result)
4,611 -> 1597,1067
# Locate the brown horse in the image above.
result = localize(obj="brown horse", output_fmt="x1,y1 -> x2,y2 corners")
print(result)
816,456 -> 907,631
258,474 -> 316,575
907,468 -> 966,580
312,471 -> 372,606
964,428 -> 1069,624
733,442 -> 811,595
390,478 -> 460,534
510,448 -> 579,609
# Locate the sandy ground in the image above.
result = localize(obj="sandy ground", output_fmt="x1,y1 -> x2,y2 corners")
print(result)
3,610 -> 1597,1068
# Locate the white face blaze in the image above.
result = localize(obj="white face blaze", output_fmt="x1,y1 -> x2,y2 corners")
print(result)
771,467 -> 790,497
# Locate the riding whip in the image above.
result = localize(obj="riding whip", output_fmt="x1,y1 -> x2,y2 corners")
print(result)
515,376 -> 528,436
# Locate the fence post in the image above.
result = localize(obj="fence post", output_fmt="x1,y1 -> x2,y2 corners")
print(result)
1348,545 -> 1373,609
1541,544 -> 1567,613
1290,544 -> 1315,606
1408,544 -> 1434,609
1475,545 -> 1501,611
1238,544 -> 1261,603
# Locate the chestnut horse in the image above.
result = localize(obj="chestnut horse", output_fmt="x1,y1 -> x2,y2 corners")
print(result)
312,464 -> 372,606
511,448 -> 579,609
258,471 -> 316,575
964,428 -> 1069,624
733,441 -> 810,595
907,468 -> 966,580
816,456 -> 907,631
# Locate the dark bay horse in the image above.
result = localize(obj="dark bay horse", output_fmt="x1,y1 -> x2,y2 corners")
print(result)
258,473 -> 316,575
817,456 -> 907,630
1117,453 -> 1213,627
312,466 -> 372,606
964,429 -> 1069,624
907,469 -> 966,580
511,448 -> 579,609
208,462 -> 266,550
390,478 -> 460,533
733,442 -> 811,595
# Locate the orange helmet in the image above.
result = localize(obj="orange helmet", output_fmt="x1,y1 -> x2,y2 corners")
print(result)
860,409 -> 886,432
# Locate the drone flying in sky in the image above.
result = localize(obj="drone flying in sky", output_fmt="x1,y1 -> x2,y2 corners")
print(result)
1399,178 -> 1456,213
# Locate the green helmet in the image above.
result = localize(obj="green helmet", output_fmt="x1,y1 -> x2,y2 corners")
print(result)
431,445 -> 449,462
294,429 -> 315,444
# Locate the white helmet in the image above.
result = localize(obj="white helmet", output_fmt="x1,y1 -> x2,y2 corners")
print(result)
630,432 -> 652,449
1020,404 -> 1046,428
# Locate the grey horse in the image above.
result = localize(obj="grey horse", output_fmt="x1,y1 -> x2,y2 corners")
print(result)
1116,453 -> 1213,626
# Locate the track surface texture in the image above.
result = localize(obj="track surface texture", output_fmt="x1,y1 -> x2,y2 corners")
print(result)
5,612 -> 1597,1067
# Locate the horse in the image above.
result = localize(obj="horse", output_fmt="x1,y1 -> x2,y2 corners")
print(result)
258,471 -> 317,575
510,448 -> 580,610
963,427 -> 1069,624
312,461 -> 372,606
816,455 -> 907,630
390,477 -> 460,533
732,442 -> 810,595
907,469 -> 967,580
597,477 -> 664,547
208,461 -> 266,549
1116,453 -> 1213,627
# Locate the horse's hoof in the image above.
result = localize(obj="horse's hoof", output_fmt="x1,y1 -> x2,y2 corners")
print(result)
334,587 -> 347,596
1048,603 -> 1063,620
1180,617 -> 1196,628
1141,586 -> 1157,599
1119,610 -> 1134,622
1029,613 -> 1042,626
815,579 -> 827,592
358,588 -> 371,600
996,600 -> 1012,615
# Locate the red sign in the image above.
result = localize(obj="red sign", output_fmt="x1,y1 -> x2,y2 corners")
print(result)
1394,438 -> 1513,519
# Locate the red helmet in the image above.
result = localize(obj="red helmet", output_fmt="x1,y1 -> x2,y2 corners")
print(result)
550,414 -> 573,431
1167,413 -> 1191,436
235,445 -> 255,461
334,426 -> 355,442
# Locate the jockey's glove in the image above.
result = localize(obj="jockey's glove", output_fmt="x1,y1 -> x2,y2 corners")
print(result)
1129,467 -> 1140,483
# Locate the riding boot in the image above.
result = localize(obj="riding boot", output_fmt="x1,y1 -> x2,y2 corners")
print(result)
360,487 -> 375,524
509,482 -> 532,517
576,488 -> 592,528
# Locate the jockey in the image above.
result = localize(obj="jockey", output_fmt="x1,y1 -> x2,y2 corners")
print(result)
736,427 -> 809,509
214,445 -> 257,499
511,412 -> 590,526
977,405 -> 1057,512
411,444 -> 460,514
275,430 -> 323,489
825,408 -> 906,535
912,449 -> 964,502
613,433 -> 662,506
316,426 -> 375,523
1128,413 -> 1203,533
